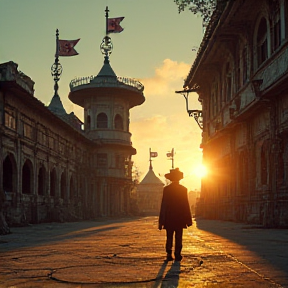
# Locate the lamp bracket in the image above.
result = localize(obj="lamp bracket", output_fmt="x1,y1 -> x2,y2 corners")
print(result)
175,88 -> 203,130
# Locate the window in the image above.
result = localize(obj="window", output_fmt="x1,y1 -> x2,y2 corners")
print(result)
86,115 -> 91,130
22,160 -> 33,194
257,18 -> 268,66
23,123 -> 33,139
50,168 -> 57,197
236,53 -> 241,91
114,114 -> 123,130
70,177 -> 75,200
5,107 -> 16,130
49,136 -> 55,149
242,46 -> 248,84
60,172 -> 66,199
97,113 -> 108,128
22,116 -> 34,139
225,62 -> 232,102
239,151 -> 248,193
38,166 -> 46,195
3,154 -> 16,192
38,128 -> 47,146
273,20 -> 281,51
97,153 -> 108,168
261,145 -> 268,185
59,138 -> 65,155
124,157 -> 131,178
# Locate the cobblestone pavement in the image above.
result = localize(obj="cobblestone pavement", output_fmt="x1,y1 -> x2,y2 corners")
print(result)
0,216 -> 288,287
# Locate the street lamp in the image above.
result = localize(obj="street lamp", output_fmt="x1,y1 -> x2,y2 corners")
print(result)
175,88 -> 203,130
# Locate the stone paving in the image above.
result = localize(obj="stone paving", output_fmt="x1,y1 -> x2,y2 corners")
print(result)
0,216 -> 288,287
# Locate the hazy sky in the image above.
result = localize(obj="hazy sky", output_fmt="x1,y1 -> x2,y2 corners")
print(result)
0,0 -> 204,190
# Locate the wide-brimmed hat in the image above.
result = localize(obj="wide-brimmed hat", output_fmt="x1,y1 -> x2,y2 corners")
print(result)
164,168 -> 183,181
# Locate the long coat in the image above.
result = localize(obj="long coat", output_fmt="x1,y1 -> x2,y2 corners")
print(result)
158,182 -> 192,230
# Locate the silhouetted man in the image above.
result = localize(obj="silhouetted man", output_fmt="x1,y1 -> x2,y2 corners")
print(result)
158,168 -> 192,261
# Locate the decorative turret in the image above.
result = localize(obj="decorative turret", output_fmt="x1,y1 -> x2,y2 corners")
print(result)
68,36 -> 145,151
68,9 -> 145,185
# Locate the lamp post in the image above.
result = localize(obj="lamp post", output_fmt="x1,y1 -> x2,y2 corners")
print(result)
175,89 -> 203,129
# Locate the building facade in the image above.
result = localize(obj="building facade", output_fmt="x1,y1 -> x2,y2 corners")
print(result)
0,47 -> 144,227
184,0 -> 288,227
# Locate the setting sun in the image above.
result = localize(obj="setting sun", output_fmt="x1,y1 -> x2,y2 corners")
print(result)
193,164 -> 208,179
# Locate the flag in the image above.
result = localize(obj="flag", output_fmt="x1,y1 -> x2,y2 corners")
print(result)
107,17 -> 124,33
167,149 -> 174,158
150,152 -> 158,158
57,39 -> 80,57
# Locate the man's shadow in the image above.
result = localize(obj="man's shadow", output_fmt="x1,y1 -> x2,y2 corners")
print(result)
152,261 -> 180,288
161,261 -> 180,287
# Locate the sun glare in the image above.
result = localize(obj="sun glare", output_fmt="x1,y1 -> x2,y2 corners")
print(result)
193,164 -> 208,178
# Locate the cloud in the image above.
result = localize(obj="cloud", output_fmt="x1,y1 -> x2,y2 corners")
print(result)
68,58 -> 203,190
130,59 -> 203,190
139,59 -> 190,98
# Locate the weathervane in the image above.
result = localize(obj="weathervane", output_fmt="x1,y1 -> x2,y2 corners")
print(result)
149,148 -> 158,169
100,6 -> 125,58
51,29 -> 63,97
166,148 -> 175,169
100,6 -> 113,58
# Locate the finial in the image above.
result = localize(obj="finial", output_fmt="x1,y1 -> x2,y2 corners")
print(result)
51,28 -> 63,97
105,6 -> 109,18
100,35 -> 113,57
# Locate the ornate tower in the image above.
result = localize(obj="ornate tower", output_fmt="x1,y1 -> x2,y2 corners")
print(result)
68,35 -> 145,215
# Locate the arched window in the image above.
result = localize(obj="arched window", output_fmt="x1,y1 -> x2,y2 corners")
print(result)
261,145 -> 268,185
61,172 -> 66,199
257,18 -> 268,66
3,153 -> 17,192
114,114 -> 124,130
97,113 -> 108,128
210,78 -> 219,117
22,159 -> 33,194
239,150 -> 248,193
271,0 -> 281,52
86,115 -> 91,130
242,45 -> 248,84
38,165 -> 46,195
70,176 -> 75,200
50,168 -> 57,197
225,62 -> 232,102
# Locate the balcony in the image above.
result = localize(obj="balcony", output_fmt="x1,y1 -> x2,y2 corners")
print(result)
88,129 -> 132,145
70,75 -> 144,93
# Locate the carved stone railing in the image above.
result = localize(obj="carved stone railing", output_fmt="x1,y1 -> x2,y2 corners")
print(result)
69,75 -> 144,92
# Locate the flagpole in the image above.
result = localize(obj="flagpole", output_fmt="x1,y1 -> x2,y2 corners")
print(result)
149,148 -> 152,170
51,29 -> 63,97
105,6 -> 109,36
167,148 -> 174,169
172,148 -> 174,169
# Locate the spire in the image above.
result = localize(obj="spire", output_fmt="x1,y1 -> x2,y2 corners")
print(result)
96,55 -> 117,78
48,93 -> 67,115
49,29 -> 66,116
140,167 -> 164,185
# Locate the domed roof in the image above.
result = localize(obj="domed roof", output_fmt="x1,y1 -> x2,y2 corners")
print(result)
94,55 -> 117,78
68,55 -> 145,108
140,167 -> 164,185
